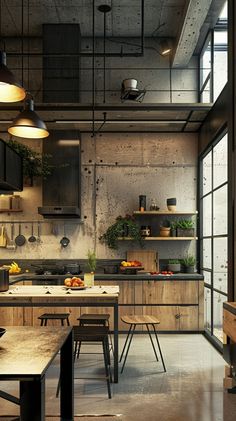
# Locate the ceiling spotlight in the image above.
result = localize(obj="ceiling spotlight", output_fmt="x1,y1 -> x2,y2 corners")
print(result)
0,51 -> 26,102
160,39 -> 172,56
8,95 -> 49,139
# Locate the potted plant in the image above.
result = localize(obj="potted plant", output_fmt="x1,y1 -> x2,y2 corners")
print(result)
160,219 -> 171,237
100,214 -> 143,249
6,139 -> 52,186
168,259 -> 181,273
182,255 -> 196,273
170,221 -> 177,237
176,219 -> 195,237
84,249 -> 97,287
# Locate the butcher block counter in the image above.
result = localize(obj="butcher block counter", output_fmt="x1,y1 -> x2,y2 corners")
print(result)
2,273 -> 204,332
223,302 -> 236,391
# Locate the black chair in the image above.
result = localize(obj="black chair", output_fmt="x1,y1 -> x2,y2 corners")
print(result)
77,313 -> 113,354
38,313 -> 70,326
57,325 -> 112,399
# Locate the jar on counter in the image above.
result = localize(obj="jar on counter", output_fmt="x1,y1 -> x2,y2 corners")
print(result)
139,195 -> 146,212
10,195 -> 21,210
0,195 -> 10,210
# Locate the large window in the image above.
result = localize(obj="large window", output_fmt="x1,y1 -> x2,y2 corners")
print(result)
199,1 -> 228,103
200,131 -> 228,346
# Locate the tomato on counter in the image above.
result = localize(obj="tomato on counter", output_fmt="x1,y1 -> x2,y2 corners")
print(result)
150,271 -> 173,275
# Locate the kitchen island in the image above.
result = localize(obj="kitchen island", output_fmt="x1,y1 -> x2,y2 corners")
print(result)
5,272 -> 204,332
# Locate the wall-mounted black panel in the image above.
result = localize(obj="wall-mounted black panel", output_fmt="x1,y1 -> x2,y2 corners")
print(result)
38,130 -> 81,218
0,139 -> 23,192
43,24 -> 81,103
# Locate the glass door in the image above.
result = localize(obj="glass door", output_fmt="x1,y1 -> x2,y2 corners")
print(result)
199,131 -> 228,347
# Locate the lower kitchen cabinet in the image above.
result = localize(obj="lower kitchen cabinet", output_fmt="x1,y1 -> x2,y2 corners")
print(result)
2,279 -> 203,332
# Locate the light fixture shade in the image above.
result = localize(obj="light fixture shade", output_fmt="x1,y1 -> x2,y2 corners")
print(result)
8,98 -> 49,139
0,52 -> 26,102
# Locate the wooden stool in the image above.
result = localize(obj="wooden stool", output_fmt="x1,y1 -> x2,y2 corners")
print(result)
38,313 -> 70,326
120,315 -> 166,374
57,325 -> 112,399
77,313 -> 113,354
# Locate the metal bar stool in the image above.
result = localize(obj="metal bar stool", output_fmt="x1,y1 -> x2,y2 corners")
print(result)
77,313 -> 114,354
57,325 -> 112,399
38,313 -> 70,326
120,315 -> 166,374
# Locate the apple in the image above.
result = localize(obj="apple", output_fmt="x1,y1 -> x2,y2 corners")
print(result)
64,278 -> 72,286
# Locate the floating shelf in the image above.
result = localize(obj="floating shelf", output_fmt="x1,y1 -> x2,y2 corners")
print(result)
118,237 -> 198,241
0,209 -> 23,213
133,211 -> 198,215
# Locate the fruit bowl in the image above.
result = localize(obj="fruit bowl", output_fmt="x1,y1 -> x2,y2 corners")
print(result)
119,266 -> 144,274
0,328 -> 6,338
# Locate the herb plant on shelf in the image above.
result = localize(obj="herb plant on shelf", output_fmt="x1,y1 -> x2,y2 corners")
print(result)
182,255 -> 196,273
176,219 -> 195,237
100,214 -> 143,249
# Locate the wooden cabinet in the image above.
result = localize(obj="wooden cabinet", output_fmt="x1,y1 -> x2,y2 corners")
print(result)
2,278 -> 203,332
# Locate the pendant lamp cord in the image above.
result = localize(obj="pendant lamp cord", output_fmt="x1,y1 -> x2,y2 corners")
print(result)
21,0 -> 24,88
0,0 -> 6,51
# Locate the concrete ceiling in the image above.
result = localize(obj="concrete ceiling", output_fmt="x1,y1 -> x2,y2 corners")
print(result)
1,0 -> 186,38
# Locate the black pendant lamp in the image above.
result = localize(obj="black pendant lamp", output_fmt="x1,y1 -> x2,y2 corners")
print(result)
0,51 -> 26,102
8,95 -> 49,139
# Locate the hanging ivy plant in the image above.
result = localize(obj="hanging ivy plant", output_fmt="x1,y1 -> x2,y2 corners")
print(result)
100,214 -> 143,249
6,139 -> 53,184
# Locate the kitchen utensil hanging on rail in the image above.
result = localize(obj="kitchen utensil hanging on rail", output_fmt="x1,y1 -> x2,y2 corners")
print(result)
28,222 -> 36,243
60,223 -> 70,248
15,223 -> 26,246
0,225 -> 7,248
6,223 -> 16,250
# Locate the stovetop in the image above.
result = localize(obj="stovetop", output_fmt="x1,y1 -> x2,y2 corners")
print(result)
33,264 -> 81,276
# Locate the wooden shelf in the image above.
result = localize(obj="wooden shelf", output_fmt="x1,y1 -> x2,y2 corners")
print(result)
133,211 -> 198,215
118,237 -> 198,241
0,209 -> 23,213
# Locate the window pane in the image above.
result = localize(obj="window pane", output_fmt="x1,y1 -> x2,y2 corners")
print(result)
201,41 -> 211,88
214,50 -> 228,101
202,151 -> 212,195
213,134 -> 228,188
219,1 -> 227,20
201,89 -> 211,103
213,185 -> 227,235
213,237 -> 228,292
204,287 -> 211,332
213,292 -> 227,341
214,31 -> 227,45
203,270 -> 211,285
202,195 -> 212,237
203,239 -> 212,269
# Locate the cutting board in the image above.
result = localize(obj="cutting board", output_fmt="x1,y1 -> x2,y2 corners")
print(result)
127,250 -> 158,272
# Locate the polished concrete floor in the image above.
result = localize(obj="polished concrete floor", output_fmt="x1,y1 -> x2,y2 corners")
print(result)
0,334 -> 236,421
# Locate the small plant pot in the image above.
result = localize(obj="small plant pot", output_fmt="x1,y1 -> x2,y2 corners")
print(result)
170,228 -> 177,237
177,228 -> 194,237
184,266 -> 195,274
160,227 -> 170,237
168,263 -> 181,273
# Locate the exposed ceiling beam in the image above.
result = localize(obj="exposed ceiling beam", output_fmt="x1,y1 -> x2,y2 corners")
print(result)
172,0 -> 213,68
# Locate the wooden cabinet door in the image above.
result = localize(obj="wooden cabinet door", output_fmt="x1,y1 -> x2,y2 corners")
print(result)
142,281 -> 199,305
179,306 -> 199,331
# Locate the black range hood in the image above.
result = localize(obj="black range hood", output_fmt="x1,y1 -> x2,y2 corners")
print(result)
38,130 -> 81,218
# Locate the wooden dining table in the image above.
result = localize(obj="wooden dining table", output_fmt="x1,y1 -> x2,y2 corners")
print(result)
0,284 -> 120,383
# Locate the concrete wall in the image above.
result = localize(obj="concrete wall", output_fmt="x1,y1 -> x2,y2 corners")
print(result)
0,132 -> 198,261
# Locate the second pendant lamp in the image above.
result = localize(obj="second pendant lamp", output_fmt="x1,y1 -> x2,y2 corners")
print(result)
8,94 -> 49,139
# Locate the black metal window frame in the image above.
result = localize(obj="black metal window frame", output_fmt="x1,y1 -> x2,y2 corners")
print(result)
199,127 -> 228,350
199,15 -> 228,103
